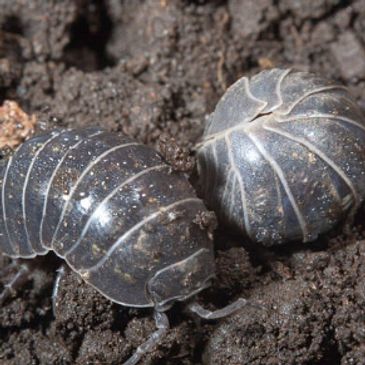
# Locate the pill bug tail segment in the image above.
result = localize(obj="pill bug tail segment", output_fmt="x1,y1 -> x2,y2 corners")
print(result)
146,248 -> 215,311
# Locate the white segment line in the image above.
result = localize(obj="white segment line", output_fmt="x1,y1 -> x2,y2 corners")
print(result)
246,132 -> 310,242
207,76 -> 265,127
277,114 -> 365,133
243,76 -> 268,109
50,141 -> 139,248
2,156 -> 16,254
39,131 -> 103,247
264,124 -> 360,208
82,197 -> 202,273
225,132 -> 251,237
22,131 -> 62,252
273,68 -> 291,112
277,85 -> 349,116
64,163 -> 168,257
196,83 -> 353,150
196,77 -> 268,150
1,139 -> 31,255
196,127 -> 240,150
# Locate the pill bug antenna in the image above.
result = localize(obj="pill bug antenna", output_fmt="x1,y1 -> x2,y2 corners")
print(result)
122,298 -> 269,365
187,297 -> 248,320
122,311 -> 170,365
121,298 -> 254,365
0,262 -> 30,306
52,265 -> 66,316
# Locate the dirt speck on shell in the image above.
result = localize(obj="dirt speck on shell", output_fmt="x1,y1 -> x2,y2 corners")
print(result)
1,1 -> 365,364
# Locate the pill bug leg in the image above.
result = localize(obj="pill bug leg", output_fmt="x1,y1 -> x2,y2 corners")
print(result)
188,297 -> 248,320
52,265 -> 67,316
123,311 -> 170,365
0,262 -> 30,305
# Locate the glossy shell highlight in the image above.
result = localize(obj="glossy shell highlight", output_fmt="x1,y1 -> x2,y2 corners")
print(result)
0,128 -> 215,307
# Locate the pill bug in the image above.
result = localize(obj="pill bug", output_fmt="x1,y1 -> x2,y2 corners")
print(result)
196,68 -> 365,245
0,127 -> 245,365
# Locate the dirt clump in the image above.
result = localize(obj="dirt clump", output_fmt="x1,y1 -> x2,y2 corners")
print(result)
0,100 -> 36,149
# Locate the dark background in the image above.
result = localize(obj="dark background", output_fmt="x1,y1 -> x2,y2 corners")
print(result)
1,1 -> 365,364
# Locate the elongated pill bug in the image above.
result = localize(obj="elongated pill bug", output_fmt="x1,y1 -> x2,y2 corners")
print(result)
0,127 -> 246,365
196,68 -> 365,245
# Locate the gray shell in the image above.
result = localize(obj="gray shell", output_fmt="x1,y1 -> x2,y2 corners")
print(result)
196,68 -> 365,245
0,128 -> 215,307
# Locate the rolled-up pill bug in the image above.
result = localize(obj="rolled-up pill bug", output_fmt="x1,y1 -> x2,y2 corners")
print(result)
196,68 -> 365,245
0,127 -> 246,365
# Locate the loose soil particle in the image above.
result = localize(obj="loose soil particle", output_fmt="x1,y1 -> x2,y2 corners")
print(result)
0,100 -> 36,149
1,1 -> 365,364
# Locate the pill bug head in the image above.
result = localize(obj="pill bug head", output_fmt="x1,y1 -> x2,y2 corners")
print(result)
196,68 -> 365,245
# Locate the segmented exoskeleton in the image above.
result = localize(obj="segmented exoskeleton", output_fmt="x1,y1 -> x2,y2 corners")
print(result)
0,127 -> 245,365
196,68 -> 365,245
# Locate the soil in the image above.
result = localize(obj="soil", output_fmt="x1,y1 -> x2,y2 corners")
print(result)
1,1 -> 365,364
